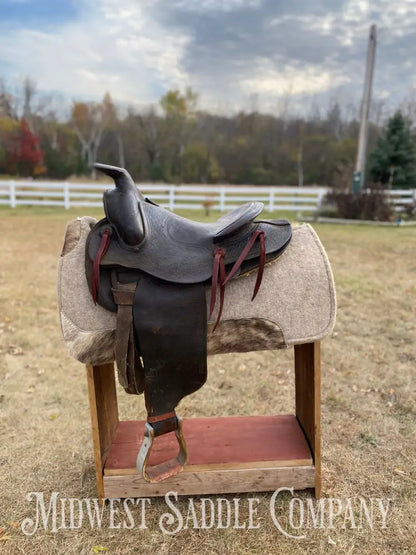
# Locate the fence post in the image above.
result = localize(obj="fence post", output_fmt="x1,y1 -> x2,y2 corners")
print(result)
220,187 -> 226,212
169,185 -> 175,211
64,182 -> 70,210
268,188 -> 275,212
317,189 -> 325,208
10,181 -> 16,208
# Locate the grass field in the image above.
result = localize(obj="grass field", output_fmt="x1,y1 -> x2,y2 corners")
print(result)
0,207 -> 415,554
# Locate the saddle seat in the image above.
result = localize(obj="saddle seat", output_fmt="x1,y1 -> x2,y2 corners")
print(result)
87,198 -> 291,286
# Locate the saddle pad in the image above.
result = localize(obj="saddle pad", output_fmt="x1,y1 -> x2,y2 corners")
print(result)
57,218 -> 336,365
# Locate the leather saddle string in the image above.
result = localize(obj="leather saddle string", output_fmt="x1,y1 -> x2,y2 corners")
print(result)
223,229 -> 266,296
250,230 -> 266,301
209,230 -> 266,331
91,229 -> 111,304
209,248 -> 226,332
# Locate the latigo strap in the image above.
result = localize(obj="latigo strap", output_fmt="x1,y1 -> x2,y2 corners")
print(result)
110,274 -> 144,394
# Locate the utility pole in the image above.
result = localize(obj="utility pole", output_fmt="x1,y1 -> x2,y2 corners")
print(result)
352,24 -> 377,194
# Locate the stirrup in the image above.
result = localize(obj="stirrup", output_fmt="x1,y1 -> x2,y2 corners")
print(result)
136,417 -> 189,483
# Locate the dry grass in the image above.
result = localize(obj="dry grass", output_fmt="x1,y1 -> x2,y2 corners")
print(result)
0,207 -> 415,554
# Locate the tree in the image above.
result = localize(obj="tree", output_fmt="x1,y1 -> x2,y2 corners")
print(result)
159,88 -> 198,181
22,77 -> 36,131
18,118 -> 44,175
368,110 -> 416,188
0,80 -> 15,118
160,88 -> 198,117
1,118 -> 44,176
136,107 -> 163,179
4,77 -> 416,186
0,117 -> 19,173
181,143 -> 219,183
39,120 -> 80,178
71,93 -> 117,177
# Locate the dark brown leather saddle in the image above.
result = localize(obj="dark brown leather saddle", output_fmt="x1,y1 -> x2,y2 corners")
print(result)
85,163 -> 292,482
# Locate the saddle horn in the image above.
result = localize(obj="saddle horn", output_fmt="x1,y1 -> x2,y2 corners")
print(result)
94,163 -> 145,201
95,163 -> 145,246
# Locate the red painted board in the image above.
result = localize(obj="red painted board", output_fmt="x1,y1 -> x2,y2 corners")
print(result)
105,414 -> 312,473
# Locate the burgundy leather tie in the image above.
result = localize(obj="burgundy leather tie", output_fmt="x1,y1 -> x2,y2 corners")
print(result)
91,229 -> 111,304
210,229 -> 266,331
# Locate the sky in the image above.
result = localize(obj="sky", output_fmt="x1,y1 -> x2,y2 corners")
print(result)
0,0 -> 415,116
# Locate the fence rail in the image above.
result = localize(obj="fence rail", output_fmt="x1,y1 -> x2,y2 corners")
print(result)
0,181 -> 415,212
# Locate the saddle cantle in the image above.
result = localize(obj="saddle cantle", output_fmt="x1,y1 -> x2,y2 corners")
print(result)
85,163 -> 292,482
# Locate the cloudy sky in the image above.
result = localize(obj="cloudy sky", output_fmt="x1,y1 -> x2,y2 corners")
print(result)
0,0 -> 415,115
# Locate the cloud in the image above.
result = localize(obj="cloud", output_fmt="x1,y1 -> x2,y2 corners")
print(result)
0,0 -> 192,106
242,61 -> 351,97
0,0 -> 415,114
173,0 -> 263,12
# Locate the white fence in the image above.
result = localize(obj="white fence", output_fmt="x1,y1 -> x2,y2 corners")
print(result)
0,180 -> 415,212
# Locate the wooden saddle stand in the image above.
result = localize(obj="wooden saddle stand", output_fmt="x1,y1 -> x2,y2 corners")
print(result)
87,342 -> 321,502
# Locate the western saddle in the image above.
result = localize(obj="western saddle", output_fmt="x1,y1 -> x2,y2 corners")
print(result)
85,163 -> 292,482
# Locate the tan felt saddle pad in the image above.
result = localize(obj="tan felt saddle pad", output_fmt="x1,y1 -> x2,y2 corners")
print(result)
58,217 -> 336,366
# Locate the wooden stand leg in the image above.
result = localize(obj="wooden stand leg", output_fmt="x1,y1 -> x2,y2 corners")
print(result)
294,342 -> 321,497
86,363 -> 119,502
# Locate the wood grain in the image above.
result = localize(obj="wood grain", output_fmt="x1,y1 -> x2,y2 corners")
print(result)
104,466 -> 316,498
86,363 -> 119,500
294,342 -> 321,497
104,415 -> 313,476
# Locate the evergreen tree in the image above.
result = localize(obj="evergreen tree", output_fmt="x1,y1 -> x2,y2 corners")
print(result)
368,110 -> 416,188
